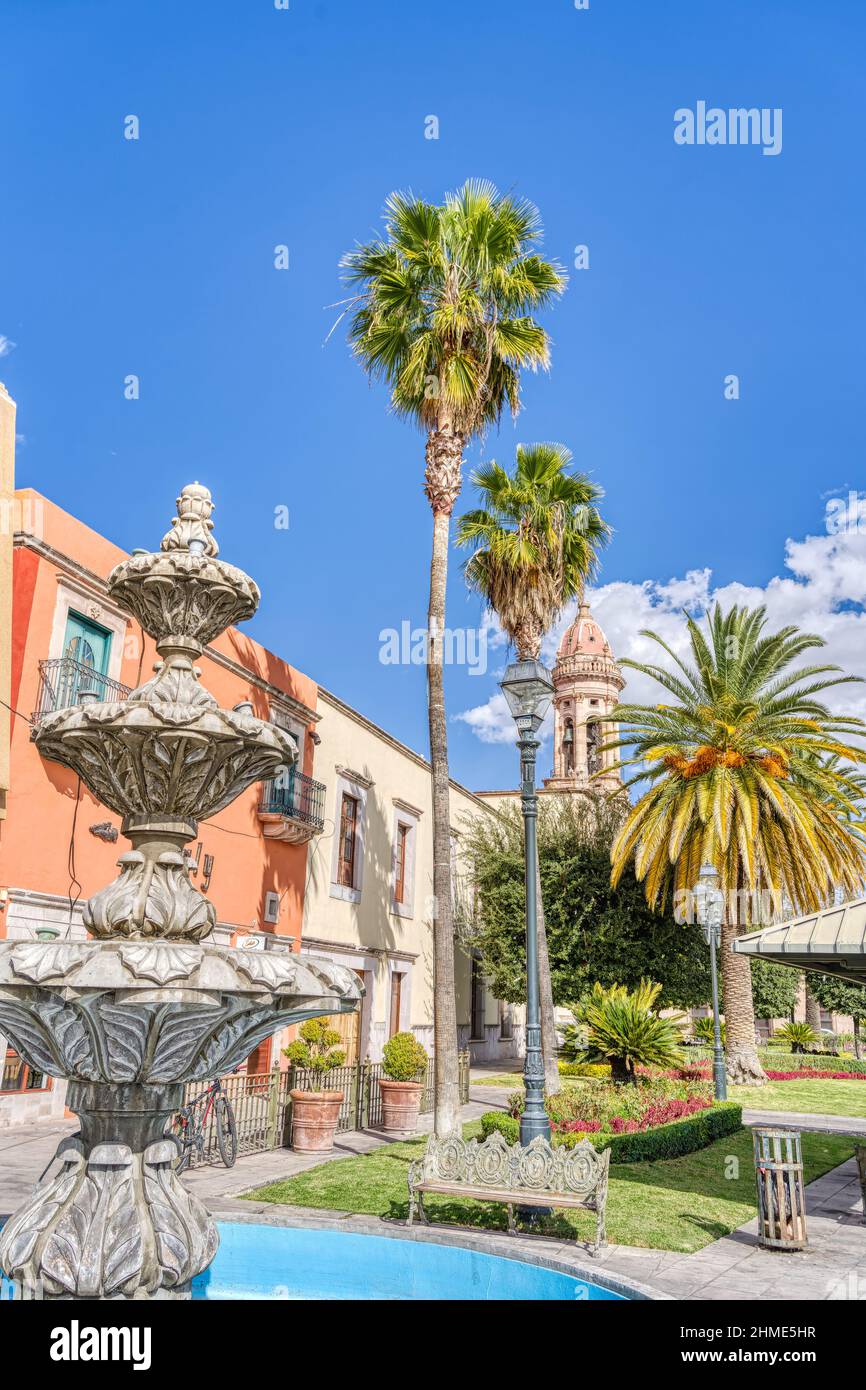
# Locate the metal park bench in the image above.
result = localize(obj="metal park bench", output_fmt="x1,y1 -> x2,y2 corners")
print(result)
406,1130 -> 610,1250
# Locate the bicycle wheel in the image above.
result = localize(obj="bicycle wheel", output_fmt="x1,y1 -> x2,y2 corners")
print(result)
215,1094 -> 238,1167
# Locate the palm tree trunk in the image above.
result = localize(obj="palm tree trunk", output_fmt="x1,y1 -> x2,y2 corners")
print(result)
721,887 -> 767,1085
425,426 -> 463,1135
804,988 -> 822,1033
535,852 -> 560,1095
854,1015 -> 862,1060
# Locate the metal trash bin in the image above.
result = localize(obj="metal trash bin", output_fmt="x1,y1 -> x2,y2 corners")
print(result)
856,1144 -> 866,1226
753,1127 -> 808,1250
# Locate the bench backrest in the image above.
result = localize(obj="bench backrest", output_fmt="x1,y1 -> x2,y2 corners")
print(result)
418,1130 -> 608,1197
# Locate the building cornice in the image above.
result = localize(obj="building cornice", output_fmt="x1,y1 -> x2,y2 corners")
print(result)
317,686 -> 495,815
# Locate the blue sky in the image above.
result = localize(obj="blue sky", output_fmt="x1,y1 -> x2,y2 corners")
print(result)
2,0 -> 865,789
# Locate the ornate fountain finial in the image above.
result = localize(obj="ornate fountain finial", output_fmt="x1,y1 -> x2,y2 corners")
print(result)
161,481 -> 219,557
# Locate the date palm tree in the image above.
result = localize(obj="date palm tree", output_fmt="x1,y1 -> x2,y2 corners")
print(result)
607,604 -> 866,1084
342,182 -> 566,1132
457,442 -> 609,1091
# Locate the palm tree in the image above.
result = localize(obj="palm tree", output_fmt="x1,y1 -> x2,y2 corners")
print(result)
607,604 -> 866,1084
342,182 -> 566,1133
457,442 -> 609,1092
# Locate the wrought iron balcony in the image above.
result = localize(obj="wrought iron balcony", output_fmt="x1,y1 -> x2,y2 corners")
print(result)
258,770 -> 326,843
33,657 -> 131,721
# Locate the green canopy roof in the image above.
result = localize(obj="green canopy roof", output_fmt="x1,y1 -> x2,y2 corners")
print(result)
733,899 -> 866,986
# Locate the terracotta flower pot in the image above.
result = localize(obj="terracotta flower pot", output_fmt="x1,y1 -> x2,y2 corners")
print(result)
379,1078 -> 423,1138
290,1089 -> 344,1153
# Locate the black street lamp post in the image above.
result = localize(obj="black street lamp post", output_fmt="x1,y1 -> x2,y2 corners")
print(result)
697,863 -> 728,1102
500,658 -> 554,1145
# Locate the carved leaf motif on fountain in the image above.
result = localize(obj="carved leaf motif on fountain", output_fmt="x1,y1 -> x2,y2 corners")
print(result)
33,697 -> 295,824
118,942 -> 202,984
9,942 -> 83,983
84,851 -> 216,941
0,1136 -> 218,1299
107,551 -> 259,653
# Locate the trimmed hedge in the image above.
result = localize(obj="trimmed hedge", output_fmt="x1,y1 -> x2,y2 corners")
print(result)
480,1101 -> 743,1164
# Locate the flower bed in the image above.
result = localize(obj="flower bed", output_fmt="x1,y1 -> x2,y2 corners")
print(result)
480,1101 -> 743,1163
668,1062 -> 866,1084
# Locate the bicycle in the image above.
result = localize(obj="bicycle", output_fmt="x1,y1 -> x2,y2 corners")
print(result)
170,1077 -> 238,1172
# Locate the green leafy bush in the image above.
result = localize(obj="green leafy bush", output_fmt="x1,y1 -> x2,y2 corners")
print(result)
558,1060 -> 611,1079
283,1019 -> 346,1085
381,1031 -> 428,1081
691,1015 -> 725,1046
581,979 -> 685,1082
480,1102 -> 743,1163
774,1021 -> 819,1054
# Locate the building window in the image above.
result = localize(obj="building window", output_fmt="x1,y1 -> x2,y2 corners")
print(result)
394,823 -> 410,904
337,793 -> 359,888
389,972 -> 404,1038
1,1046 -> 50,1093
499,1002 -> 514,1040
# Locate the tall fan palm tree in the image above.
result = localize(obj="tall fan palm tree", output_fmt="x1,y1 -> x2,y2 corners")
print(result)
607,604 -> 866,1084
342,182 -> 566,1132
457,442 -> 610,658
457,443 -> 610,1092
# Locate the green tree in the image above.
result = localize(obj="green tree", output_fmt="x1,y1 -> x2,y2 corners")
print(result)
808,973 -> 866,1057
750,960 -> 800,1022
461,796 -> 711,1011
342,182 -> 565,1133
457,441 -> 609,1092
608,604 -> 866,1085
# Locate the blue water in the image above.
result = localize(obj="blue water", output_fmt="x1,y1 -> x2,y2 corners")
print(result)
1,1220 -> 626,1300
192,1222 -> 626,1301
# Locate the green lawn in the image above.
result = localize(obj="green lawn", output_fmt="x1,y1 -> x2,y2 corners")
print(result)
244,1124 -> 854,1254
736,1078 -> 866,1118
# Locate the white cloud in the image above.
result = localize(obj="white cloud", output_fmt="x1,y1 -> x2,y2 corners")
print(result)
455,518 -> 866,745
0,335 -> 16,358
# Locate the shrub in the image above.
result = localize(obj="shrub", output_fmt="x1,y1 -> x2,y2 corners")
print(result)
480,1102 -> 743,1163
507,1074 -> 713,1133
691,1015 -> 725,1046
580,979 -> 686,1082
381,1031 -> 428,1081
558,1060 -> 611,1079
774,1021 -> 819,1054
283,1019 -> 346,1086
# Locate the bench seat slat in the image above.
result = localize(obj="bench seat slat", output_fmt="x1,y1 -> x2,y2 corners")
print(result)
413,1181 -> 595,1208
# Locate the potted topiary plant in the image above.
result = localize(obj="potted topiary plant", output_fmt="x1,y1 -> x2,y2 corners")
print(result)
378,1031 -> 429,1137
284,1019 -> 346,1152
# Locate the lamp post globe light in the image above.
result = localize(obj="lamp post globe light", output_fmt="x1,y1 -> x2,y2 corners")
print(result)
696,863 -> 728,1102
500,658 -> 554,1144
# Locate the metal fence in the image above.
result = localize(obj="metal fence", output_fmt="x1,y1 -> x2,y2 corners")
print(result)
180,1051 -> 471,1164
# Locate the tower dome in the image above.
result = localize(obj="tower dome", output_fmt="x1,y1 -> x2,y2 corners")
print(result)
544,601 -> 625,793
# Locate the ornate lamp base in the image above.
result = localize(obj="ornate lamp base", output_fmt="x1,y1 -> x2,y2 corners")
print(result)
0,1082 -> 217,1300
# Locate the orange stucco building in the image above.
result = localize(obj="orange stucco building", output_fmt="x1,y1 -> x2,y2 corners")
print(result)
0,485 -> 323,1123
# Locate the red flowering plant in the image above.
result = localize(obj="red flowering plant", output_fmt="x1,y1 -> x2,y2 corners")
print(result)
507,1074 -> 713,1140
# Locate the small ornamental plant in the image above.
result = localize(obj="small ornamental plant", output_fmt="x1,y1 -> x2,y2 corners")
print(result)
283,1019 -> 346,1087
381,1031 -> 428,1082
774,1021 -> 819,1054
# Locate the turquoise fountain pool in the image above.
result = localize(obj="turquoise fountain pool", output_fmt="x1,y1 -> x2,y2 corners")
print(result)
191,1221 -> 628,1300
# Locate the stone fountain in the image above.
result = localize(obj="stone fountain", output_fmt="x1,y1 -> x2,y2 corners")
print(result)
0,484 -> 362,1299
